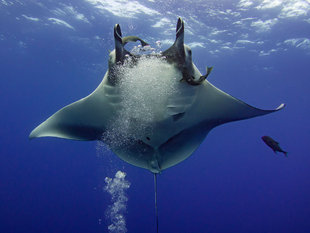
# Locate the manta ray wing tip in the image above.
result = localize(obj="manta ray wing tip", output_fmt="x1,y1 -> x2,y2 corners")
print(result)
29,123 -> 46,140
276,103 -> 285,110
29,128 -> 38,140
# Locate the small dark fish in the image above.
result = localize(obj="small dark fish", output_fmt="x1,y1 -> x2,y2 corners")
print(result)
261,136 -> 287,157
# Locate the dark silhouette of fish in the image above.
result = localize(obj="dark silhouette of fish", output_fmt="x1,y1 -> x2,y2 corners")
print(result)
261,136 -> 287,157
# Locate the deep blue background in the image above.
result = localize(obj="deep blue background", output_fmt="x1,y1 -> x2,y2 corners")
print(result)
1,1 -> 310,233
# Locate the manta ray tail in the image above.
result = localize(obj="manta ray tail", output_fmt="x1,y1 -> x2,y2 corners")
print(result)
154,173 -> 159,233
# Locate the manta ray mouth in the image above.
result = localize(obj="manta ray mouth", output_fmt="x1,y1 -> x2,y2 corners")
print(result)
112,18 -> 208,87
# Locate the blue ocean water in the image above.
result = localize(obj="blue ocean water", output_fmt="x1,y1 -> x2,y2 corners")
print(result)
1,1 -> 310,233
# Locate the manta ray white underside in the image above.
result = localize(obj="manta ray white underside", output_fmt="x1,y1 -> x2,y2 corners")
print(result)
30,18 -> 284,173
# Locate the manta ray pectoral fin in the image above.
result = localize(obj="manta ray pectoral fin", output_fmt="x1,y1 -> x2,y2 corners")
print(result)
199,82 -> 285,126
235,102 -> 285,121
29,95 -> 107,141
216,98 -> 285,125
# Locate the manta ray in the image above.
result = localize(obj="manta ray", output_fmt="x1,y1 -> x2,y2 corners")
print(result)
30,18 -> 284,173
30,18 -> 284,232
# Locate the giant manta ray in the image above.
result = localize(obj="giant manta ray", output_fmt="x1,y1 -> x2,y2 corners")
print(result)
30,18 -> 284,173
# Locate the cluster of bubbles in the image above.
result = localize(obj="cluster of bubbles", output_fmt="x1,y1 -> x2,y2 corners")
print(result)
129,44 -> 155,55
127,40 -> 162,55
102,48 -> 180,148
101,42 -> 174,233
104,171 -> 131,233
